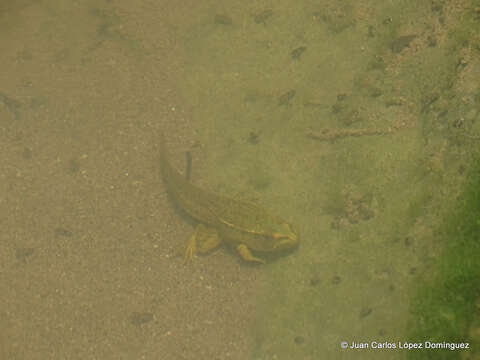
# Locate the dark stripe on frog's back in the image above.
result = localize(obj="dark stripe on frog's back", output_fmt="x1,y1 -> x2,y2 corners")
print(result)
160,136 -> 222,225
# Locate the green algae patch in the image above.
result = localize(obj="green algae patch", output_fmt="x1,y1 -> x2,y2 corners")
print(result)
407,155 -> 480,360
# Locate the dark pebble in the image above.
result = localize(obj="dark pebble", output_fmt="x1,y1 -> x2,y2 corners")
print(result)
310,275 -> 320,286
294,336 -> 305,345
331,275 -> 342,285
291,46 -> 306,60
68,159 -> 80,174
391,35 -> 417,53
278,90 -> 296,106
359,307 -> 373,318
404,236 -> 413,247
55,227 -> 73,237
23,147 -> 32,159
248,131 -> 260,145
254,9 -> 273,24
131,312 -> 154,326
214,14 -> 232,25
16,247 -> 35,262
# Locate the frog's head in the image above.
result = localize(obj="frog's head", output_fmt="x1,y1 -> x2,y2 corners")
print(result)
271,222 -> 299,251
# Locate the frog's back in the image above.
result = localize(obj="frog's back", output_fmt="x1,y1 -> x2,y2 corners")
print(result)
161,138 -> 277,224
160,142 -> 272,229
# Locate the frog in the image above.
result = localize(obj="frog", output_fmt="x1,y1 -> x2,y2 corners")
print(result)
160,135 -> 299,264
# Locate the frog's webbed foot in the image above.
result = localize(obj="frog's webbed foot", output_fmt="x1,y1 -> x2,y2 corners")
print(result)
183,224 -> 221,264
236,244 -> 265,264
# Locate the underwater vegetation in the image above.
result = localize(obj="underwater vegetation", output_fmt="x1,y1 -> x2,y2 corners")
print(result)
407,154 -> 480,359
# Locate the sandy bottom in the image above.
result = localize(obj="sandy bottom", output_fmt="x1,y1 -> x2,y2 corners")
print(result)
0,1 -> 258,359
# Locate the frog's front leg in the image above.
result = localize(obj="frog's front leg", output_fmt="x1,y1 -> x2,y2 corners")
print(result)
184,224 -> 222,263
236,244 -> 265,264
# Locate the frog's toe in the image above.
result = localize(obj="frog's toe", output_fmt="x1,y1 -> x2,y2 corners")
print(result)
183,243 -> 195,263
183,234 -> 197,264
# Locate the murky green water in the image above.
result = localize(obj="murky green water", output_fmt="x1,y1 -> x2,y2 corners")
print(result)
2,1 -> 479,359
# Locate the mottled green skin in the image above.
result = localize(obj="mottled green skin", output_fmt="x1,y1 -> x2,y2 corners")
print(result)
160,138 -> 298,253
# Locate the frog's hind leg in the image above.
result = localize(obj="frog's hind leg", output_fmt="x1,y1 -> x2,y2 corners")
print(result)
236,244 -> 265,264
183,224 -> 221,263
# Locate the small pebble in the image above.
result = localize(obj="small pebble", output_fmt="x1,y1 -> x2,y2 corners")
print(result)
294,336 -> 305,345
310,275 -> 320,286
331,275 -> 342,285
254,9 -> 273,24
290,46 -> 306,60
278,90 -> 296,106
16,247 -> 35,262
23,147 -> 32,159
68,159 -> 80,174
404,236 -> 413,247
248,131 -> 260,145
131,312 -> 154,326
391,35 -> 416,53
359,307 -> 373,318
214,14 -> 232,25
55,227 -> 73,237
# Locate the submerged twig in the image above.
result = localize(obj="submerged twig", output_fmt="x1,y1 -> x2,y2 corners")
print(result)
306,127 -> 393,142
185,151 -> 192,181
